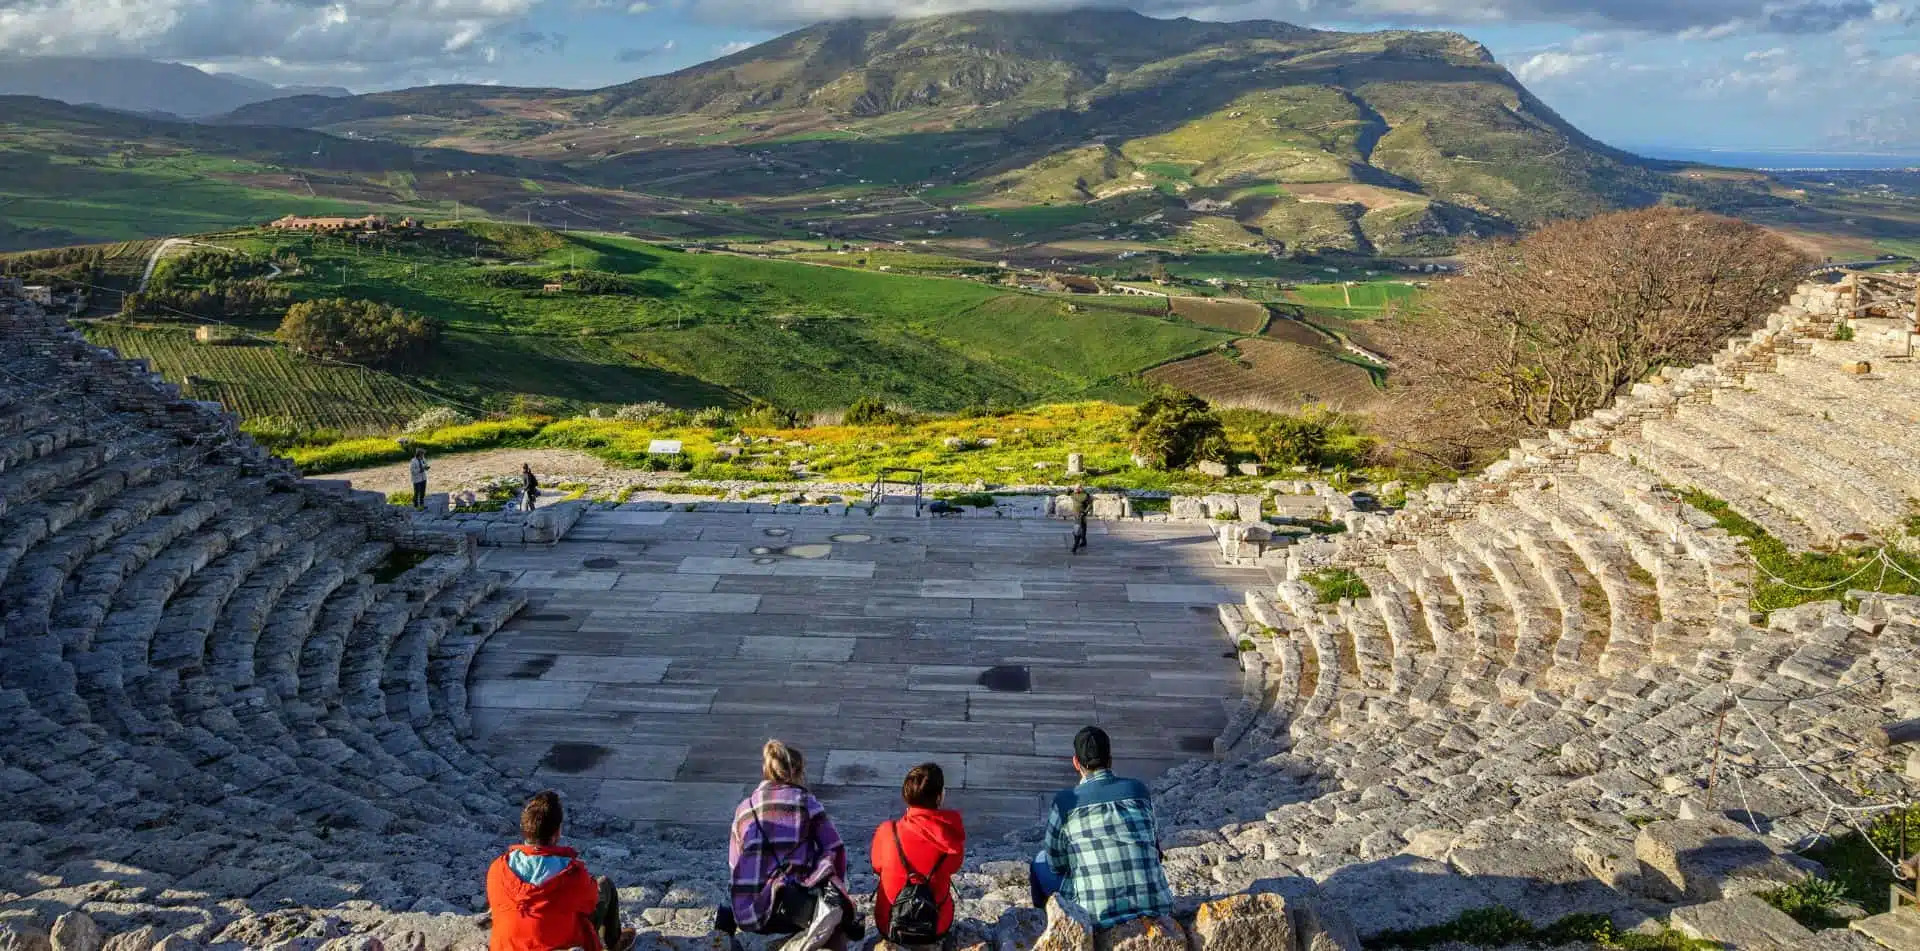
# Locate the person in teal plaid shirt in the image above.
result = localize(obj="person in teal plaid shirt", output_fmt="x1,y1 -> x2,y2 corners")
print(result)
1028,726 -> 1173,927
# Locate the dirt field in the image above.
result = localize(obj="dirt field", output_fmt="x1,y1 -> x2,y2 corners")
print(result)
1147,338 -> 1382,412
318,448 -> 617,495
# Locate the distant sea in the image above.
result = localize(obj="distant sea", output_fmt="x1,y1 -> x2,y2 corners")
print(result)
1623,145 -> 1920,170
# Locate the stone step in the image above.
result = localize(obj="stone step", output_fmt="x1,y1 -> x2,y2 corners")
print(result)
1854,908 -> 1920,951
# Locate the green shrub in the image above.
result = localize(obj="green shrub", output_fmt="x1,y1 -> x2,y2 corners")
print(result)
1259,414 -> 1331,467
1758,876 -> 1851,929
845,396 -> 894,426
1130,388 -> 1228,470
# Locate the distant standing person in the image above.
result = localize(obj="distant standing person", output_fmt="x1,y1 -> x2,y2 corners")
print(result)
521,462 -> 540,511
1070,485 -> 1093,555
409,447 -> 430,509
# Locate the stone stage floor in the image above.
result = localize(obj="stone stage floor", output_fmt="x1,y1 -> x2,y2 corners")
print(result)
468,509 -> 1271,840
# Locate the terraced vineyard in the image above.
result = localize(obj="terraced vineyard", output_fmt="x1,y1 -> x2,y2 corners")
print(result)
1171,296 -> 1270,334
1146,337 -> 1383,412
83,322 -> 433,431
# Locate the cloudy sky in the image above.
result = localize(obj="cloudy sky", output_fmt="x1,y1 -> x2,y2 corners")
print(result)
0,0 -> 1915,151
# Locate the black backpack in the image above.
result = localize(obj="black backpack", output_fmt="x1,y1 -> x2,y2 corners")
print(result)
884,820 -> 948,945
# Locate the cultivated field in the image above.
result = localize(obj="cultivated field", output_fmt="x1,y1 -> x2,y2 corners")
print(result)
83,323 -> 434,432
1285,281 -> 1422,312
1170,296 -> 1270,333
95,225 -> 1233,425
1146,338 -> 1383,412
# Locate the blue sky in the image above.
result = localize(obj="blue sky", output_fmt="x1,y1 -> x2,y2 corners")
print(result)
0,0 -> 1914,150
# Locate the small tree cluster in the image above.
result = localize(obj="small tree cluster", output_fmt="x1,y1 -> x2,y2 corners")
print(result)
844,396 -> 897,426
1130,389 -> 1228,470
125,280 -> 288,319
277,298 -> 438,368
1377,208 -> 1810,471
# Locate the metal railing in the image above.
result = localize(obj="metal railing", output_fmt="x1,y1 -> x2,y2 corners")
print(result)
869,467 -> 925,516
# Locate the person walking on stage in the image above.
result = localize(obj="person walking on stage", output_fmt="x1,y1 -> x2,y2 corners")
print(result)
521,462 -> 541,511
409,447 -> 430,509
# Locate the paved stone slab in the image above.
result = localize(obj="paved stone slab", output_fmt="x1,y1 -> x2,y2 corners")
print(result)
823,750 -> 957,787
473,512 -> 1243,837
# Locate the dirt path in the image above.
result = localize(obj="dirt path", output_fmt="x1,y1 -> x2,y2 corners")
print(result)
317,448 -> 617,495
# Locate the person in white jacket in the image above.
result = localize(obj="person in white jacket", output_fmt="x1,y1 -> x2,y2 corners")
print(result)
409,448 -> 430,509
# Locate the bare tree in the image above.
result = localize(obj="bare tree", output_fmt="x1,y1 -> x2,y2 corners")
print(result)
1376,208 -> 1810,471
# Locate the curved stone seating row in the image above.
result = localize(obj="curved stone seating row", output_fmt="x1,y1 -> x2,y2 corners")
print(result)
1184,283 -> 1920,937
0,310 -> 647,944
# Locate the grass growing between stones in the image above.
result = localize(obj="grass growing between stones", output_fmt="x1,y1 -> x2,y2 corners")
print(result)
1802,801 -> 1920,915
1677,489 -> 1920,613
1757,875 -> 1854,929
1305,568 -> 1371,604
1365,908 -> 1719,950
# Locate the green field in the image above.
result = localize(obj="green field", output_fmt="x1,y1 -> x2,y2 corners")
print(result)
0,150 -> 399,249
1286,281 -> 1423,312
100,225 -> 1234,427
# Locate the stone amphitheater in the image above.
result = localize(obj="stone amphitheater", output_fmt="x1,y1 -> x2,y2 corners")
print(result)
4,273 -> 1920,951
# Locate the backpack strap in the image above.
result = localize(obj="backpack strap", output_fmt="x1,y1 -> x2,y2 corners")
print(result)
890,820 -> 925,882
750,801 -> 804,879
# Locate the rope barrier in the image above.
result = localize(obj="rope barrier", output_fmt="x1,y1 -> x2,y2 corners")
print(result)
1733,694 -> 1909,873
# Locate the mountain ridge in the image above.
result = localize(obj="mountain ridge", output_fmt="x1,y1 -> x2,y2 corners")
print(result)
0,56 -> 347,119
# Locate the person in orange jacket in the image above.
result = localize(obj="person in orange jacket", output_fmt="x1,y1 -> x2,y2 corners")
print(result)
870,763 -> 966,947
487,790 -> 635,951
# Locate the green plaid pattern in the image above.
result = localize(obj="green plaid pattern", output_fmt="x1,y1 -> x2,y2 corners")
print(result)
1043,770 -> 1173,927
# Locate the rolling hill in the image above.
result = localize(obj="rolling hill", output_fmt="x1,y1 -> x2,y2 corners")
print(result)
54,223 -> 1273,430
213,10 -> 1675,257
3,11 -> 1915,262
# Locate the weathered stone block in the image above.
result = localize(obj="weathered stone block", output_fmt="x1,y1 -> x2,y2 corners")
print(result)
1094,916 -> 1185,951
1670,895 -> 1814,950
49,912 -> 102,951
1197,461 -> 1230,478
1170,497 -> 1206,521
1634,818 -> 1805,902
1030,897 -> 1096,951
1066,453 -> 1085,476
1190,893 -> 1292,951
1290,899 -> 1359,951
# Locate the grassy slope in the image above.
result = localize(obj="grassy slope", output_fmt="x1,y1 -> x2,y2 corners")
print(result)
98,226 -> 1231,427
0,149 -> 386,249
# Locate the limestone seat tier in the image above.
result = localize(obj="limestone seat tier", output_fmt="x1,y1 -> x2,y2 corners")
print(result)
6,278 -> 1920,949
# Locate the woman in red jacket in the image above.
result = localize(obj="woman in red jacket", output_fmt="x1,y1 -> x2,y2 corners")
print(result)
871,763 -> 966,947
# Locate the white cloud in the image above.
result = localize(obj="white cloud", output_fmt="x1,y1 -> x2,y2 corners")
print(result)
1511,50 -> 1607,82
0,0 -> 545,82
1745,46 -> 1789,59
672,0 -> 1889,35
715,39 -> 755,55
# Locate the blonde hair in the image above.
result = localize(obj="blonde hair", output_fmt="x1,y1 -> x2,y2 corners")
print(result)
763,739 -> 805,785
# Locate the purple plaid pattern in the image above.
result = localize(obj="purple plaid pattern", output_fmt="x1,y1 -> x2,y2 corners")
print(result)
728,781 -> 847,932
